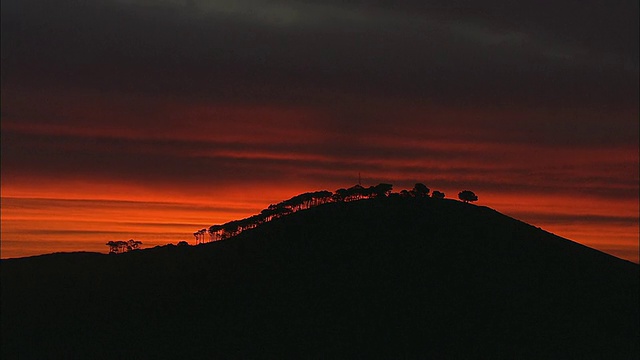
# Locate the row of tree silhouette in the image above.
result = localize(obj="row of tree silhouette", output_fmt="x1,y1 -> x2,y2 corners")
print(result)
194,184 -> 478,244
106,239 -> 142,254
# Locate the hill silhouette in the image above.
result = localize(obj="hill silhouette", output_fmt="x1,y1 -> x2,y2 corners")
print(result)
2,197 -> 638,358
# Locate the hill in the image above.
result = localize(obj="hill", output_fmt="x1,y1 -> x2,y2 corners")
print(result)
2,197 -> 638,358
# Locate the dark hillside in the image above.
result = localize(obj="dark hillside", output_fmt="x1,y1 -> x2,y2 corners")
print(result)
2,197 -> 638,358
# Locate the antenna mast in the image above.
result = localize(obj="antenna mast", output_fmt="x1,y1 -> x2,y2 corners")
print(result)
358,172 -> 361,186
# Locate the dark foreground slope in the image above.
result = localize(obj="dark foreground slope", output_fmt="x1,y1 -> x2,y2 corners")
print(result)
2,198 -> 638,359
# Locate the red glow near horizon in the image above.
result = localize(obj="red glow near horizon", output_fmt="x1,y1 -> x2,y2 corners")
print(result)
2,93 -> 638,263
2,179 -> 638,263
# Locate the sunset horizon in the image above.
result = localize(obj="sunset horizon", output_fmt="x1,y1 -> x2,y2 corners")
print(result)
2,0 -> 638,263
2,180 -> 638,263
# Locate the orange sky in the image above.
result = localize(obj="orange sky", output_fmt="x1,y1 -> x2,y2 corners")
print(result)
2,155 -> 638,262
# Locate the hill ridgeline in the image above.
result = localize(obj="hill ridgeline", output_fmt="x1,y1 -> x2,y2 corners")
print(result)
2,195 -> 638,358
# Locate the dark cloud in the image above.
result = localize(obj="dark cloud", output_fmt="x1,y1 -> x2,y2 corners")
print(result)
3,85 -> 638,154
3,127 -> 636,201
2,0 -> 637,107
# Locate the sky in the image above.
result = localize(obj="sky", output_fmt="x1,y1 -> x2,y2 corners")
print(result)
2,0 -> 638,262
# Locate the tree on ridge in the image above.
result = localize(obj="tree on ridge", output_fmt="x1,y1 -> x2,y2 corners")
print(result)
411,183 -> 430,197
107,240 -> 142,254
432,191 -> 445,199
373,183 -> 393,197
458,190 -> 478,203
199,182 -> 471,245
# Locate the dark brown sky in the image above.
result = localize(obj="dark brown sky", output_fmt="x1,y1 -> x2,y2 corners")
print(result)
1,0 -> 638,261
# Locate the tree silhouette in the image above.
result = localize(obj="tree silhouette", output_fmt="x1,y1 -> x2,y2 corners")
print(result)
314,190 -> 334,205
195,183 -> 472,247
411,183 -> 430,197
432,191 -> 445,199
333,188 -> 349,202
276,206 -> 293,218
373,183 -> 393,197
260,208 -> 277,222
192,184 -> 483,251
107,239 -> 141,254
202,189 -> 338,243
347,184 -> 366,201
201,229 -> 208,242
458,190 -> 478,203
209,225 -> 224,241
126,239 -> 142,251
223,221 -> 240,238
106,241 -> 119,254
193,229 -> 207,244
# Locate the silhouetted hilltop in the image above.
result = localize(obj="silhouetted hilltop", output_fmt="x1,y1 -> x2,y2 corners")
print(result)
2,197 -> 638,358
